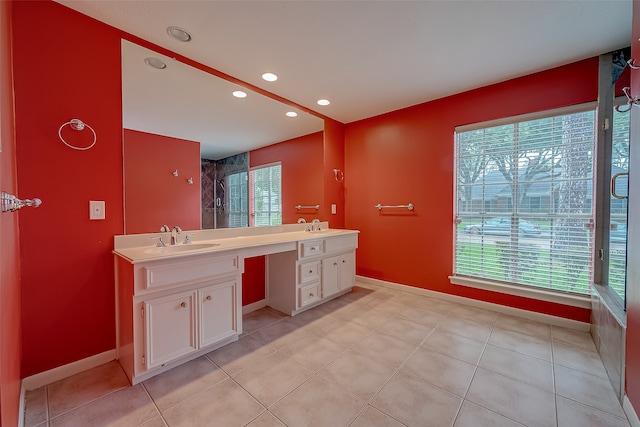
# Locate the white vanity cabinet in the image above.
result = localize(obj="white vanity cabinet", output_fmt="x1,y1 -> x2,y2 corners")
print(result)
268,233 -> 358,315
321,251 -> 356,298
144,290 -> 197,370
115,252 -> 242,384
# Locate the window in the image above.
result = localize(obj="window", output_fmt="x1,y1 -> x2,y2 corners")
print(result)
250,163 -> 282,226
227,171 -> 248,228
453,106 -> 596,296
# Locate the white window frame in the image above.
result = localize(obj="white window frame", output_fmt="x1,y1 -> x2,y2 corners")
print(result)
249,162 -> 282,227
450,103 -> 597,309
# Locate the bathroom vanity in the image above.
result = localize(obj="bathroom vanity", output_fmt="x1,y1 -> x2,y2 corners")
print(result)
113,223 -> 358,384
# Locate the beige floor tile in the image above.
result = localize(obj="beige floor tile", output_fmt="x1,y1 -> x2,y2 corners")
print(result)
24,386 -> 48,427
243,308 -> 287,334
466,368 -> 556,427
401,347 -> 476,397
315,317 -> 372,347
250,317 -> 310,349
376,317 -> 433,345
279,333 -> 347,371
245,411 -> 286,426
479,345 -> 554,392
396,306 -> 444,327
554,364 -> 626,418
140,417 -> 168,427
143,356 -> 228,412
270,376 -> 366,426
447,305 -> 499,326
453,400 -> 524,427
421,329 -> 486,365
553,340 -> 609,378
162,378 -> 264,426
340,306 -> 395,329
365,297 -> 407,314
350,405 -> 406,427
406,296 -> 457,314
284,305 -> 337,330
494,314 -> 551,340
552,326 -> 597,352
206,334 -> 275,375
318,349 -> 397,402
372,371 -> 462,427
488,328 -> 552,361
352,330 -> 419,368
437,317 -> 494,342
556,395 -> 630,427
49,384 -> 159,427
47,361 -> 130,418
231,352 -> 313,407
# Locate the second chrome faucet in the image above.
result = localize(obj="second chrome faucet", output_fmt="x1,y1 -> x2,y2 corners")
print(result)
160,224 -> 182,245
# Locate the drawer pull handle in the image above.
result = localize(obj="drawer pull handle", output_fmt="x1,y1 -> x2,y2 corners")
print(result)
333,262 -> 338,266
342,260 -> 346,263
311,247 -> 317,251
309,293 -> 314,297
309,270 -> 313,273
180,302 -> 187,308
205,295 -> 212,301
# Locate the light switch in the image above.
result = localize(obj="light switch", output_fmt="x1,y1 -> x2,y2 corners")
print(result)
89,200 -> 105,220
331,204 -> 337,214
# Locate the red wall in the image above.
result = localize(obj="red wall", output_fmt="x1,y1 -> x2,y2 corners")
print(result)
12,1 -> 124,377
344,59 -> 599,322
251,131 -> 325,224
0,1 -> 22,424
124,129 -> 201,234
324,119 -> 346,229
626,0 -> 640,411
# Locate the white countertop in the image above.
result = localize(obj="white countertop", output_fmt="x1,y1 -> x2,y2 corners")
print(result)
113,225 -> 358,263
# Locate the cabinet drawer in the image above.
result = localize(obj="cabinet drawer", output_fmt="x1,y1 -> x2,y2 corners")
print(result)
298,282 -> 321,308
298,261 -> 320,284
142,254 -> 239,290
323,233 -> 358,254
298,239 -> 323,259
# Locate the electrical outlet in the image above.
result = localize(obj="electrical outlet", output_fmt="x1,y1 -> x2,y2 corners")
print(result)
89,200 -> 105,220
331,204 -> 337,214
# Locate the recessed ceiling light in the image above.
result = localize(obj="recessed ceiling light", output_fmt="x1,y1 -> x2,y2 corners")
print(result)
317,99 -> 330,106
286,111 -> 298,117
167,26 -> 192,42
232,90 -> 247,98
144,57 -> 167,70
262,73 -> 278,82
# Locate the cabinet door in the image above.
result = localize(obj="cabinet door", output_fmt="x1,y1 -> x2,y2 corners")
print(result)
338,252 -> 355,289
144,291 -> 197,369
199,280 -> 238,348
322,255 -> 340,297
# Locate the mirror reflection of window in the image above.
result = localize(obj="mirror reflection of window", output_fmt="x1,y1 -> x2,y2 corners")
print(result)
250,163 -> 282,226
227,171 -> 249,228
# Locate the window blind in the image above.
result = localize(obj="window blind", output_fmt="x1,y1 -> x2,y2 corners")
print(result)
250,163 -> 282,226
454,109 -> 596,294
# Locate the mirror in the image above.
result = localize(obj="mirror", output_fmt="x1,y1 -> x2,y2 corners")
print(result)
121,40 -> 324,233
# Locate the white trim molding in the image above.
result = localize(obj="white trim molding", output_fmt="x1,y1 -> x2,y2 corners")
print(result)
242,298 -> 267,314
449,275 -> 592,309
625,395 -> 640,427
357,275 -> 590,331
21,349 -> 116,391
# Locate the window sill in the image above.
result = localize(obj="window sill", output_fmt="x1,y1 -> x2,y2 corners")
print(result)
449,275 -> 592,309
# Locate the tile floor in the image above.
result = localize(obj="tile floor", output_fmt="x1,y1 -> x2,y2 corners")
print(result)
24,283 -> 631,427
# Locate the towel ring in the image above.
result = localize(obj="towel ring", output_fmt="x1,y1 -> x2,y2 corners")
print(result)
58,119 -> 97,151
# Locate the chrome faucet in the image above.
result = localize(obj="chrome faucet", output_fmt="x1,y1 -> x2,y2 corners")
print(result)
311,218 -> 321,232
171,226 -> 182,245
160,224 -> 170,232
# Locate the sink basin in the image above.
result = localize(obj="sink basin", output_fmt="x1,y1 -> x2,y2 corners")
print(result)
144,243 -> 221,254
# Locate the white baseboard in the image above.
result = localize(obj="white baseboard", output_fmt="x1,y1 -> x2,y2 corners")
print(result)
18,381 -> 25,427
355,275 -> 590,331
242,299 -> 267,314
625,395 -> 640,427
21,349 -> 116,391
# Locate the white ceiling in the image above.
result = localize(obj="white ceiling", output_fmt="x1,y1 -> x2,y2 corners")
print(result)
56,0 -> 632,157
